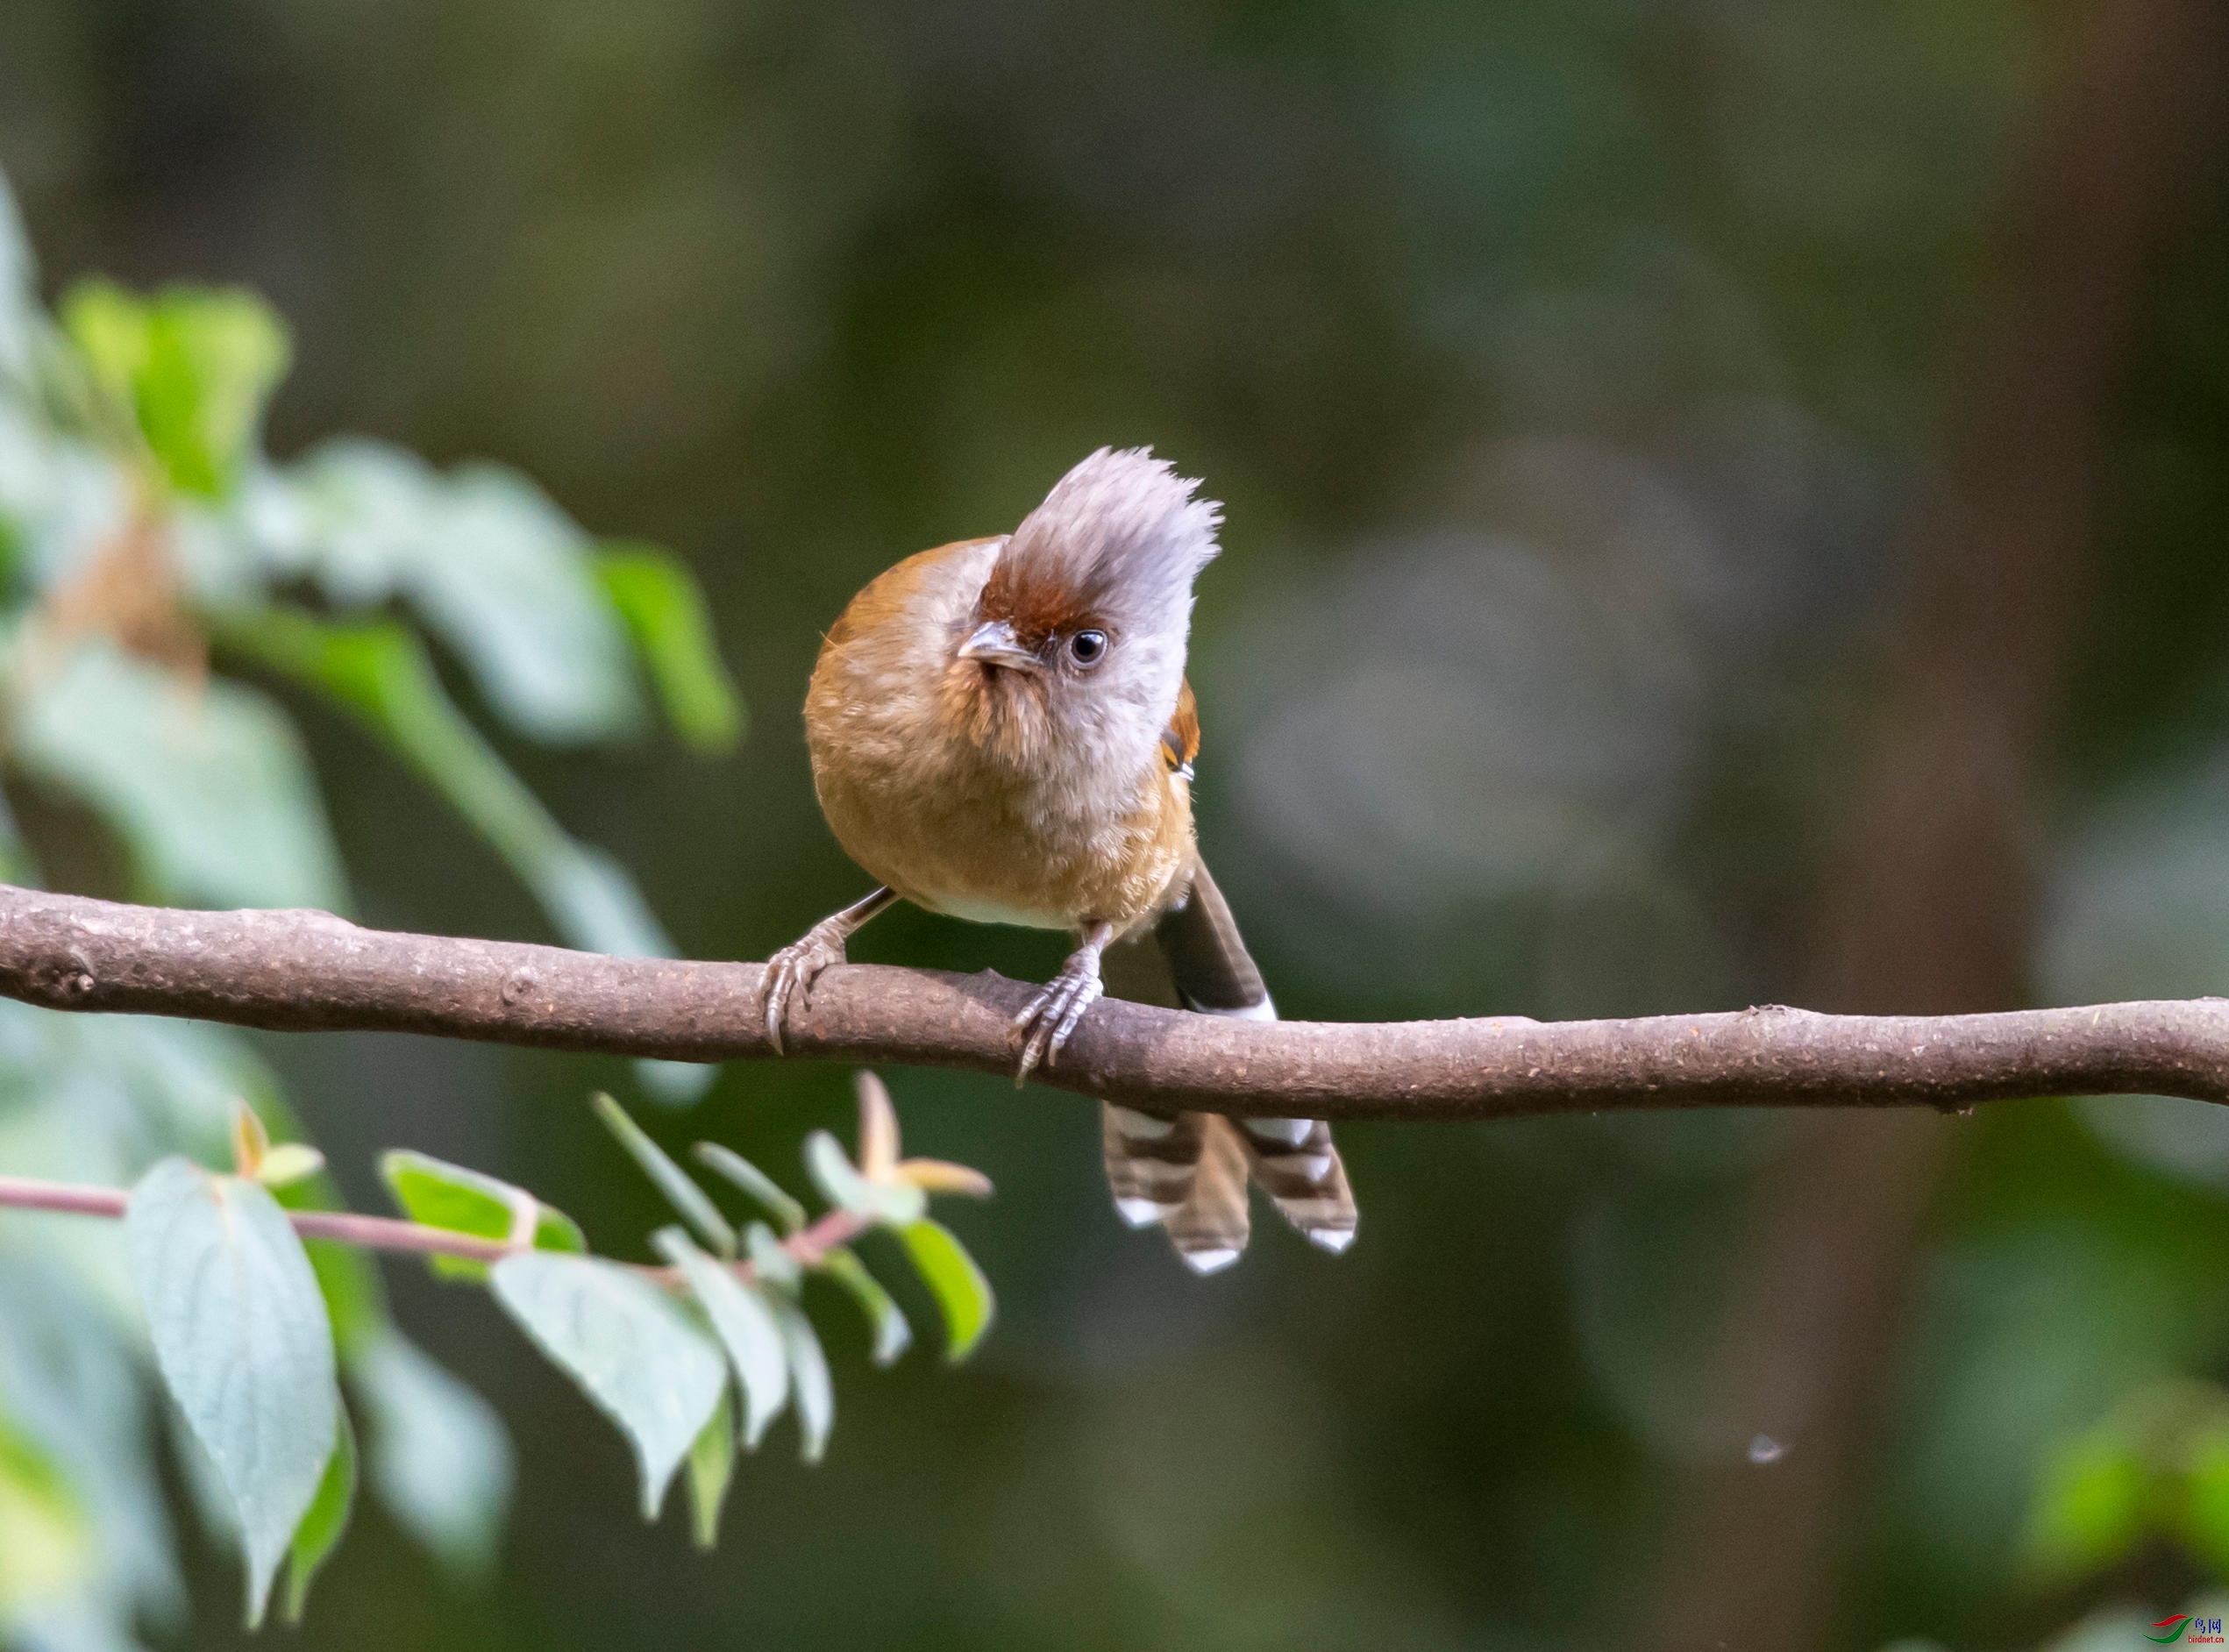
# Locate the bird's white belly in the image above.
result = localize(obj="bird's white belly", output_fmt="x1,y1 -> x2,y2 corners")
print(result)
921,890 -> 1071,931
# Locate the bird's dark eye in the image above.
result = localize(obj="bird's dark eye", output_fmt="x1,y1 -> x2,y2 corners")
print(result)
1068,629 -> 1109,667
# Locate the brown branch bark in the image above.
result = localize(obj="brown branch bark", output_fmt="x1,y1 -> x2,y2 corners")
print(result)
3,884 -> 2229,1120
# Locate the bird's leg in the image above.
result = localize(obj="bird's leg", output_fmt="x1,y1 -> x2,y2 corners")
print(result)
1013,920 -> 1116,1085
760,887 -> 899,1054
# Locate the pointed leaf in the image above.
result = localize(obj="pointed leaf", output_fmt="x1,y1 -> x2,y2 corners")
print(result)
594,1093 -> 735,1256
257,1143 -> 328,1189
138,287 -> 290,496
231,1101 -> 270,1178
652,1228 -> 789,1449
489,1253 -> 725,1520
899,1219 -> 995,1364
126,1157 -> 339,1626
379,1149 -> 583,1281
805,1130 -> 924,1227
684,1398 -> 736,1551
349,1333 -> 511,1577
694,1143 -> 806,1234
773,1298 -> 833,1465
595,544 -> 745,753
283,1406 -> 356,1624
896,1159 -> 994,1200
820,1248 -> 912,1367
855,1072 -> 900,1181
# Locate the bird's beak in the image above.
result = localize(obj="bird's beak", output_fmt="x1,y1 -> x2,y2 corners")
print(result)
957,618 -> 1042,672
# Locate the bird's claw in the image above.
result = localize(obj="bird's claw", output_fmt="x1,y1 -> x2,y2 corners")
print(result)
1010,961 -> 1104,1086
760,922 -> 850,1055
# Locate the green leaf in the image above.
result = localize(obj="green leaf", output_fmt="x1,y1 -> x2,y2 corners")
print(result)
694,1143 -> 807,1235
489,1253 -> 726,1520
15,641 -> 346,912
265,1164 -> 395,1364
262,440 -> 642,742
379,1149 -> 584,1282
216,609 -> 673,960
652,1228 -> 789,1450
283,1406 -> 356,1624
0,1408 -> 92,1616
257,1143 -> 327,1189
59,281 -> 153,448
805,1130 -> 925,1227
684,1397 -> 735,1552
899,1219 -> 995,1364
594,1093 -> 736,1257
407,461 -> 645,740
2024,1431 -> 2148,1581
140,288 -> 288,497
819,1248 -> 912,1367
595,544 -> 745,753
61,281 -> 289,495
772,1298 -> 834,1466
348,1333 -> 511,1577
634,1057 -> 716,1109
125,1157 -> 339,1627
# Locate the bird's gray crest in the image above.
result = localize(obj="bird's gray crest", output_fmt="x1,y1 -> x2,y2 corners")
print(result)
993,447 -> 1221,631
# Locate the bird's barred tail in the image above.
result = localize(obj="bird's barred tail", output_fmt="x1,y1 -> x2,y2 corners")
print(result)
1101,1107 -> 1250,1271
1098,858 -> 1357,1271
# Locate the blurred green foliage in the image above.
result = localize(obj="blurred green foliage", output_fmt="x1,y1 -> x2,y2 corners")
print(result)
0,162 -> 751,1647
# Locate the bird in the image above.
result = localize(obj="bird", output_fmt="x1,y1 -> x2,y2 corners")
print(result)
758,446 -> 1357,1272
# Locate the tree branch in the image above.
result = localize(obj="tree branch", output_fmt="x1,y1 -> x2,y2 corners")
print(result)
0,884 -> 2224,1119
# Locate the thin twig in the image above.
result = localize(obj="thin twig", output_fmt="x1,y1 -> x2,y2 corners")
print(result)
0,884 -> 2225,1118
0,1170 -> 870,1282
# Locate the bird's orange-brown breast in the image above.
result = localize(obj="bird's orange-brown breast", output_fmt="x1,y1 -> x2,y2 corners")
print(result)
802,538 -> 1196,936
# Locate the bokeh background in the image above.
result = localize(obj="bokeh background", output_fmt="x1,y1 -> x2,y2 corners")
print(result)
5,0 -> 2229,1648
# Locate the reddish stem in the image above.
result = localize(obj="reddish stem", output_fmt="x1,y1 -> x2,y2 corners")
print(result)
0,1171 -> 874,1284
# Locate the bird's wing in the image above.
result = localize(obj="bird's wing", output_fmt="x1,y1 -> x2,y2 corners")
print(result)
1162,678 -> 1200,780
1152,854 -> 1268,1016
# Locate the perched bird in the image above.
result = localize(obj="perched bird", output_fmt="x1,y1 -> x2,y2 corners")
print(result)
761,447 -> 1357,1271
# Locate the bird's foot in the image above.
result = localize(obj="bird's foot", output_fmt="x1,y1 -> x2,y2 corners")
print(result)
760,919 -> 853,1055
1011,939 -> 1108,1085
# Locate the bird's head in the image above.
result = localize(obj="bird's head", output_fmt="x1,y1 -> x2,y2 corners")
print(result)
945,447 -> 1219,767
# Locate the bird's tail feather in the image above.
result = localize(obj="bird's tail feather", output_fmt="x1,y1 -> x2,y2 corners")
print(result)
1100,1106 -> 1251,1272
1097,858 -> 1357,1268
1229,1114 -> 1357,1253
